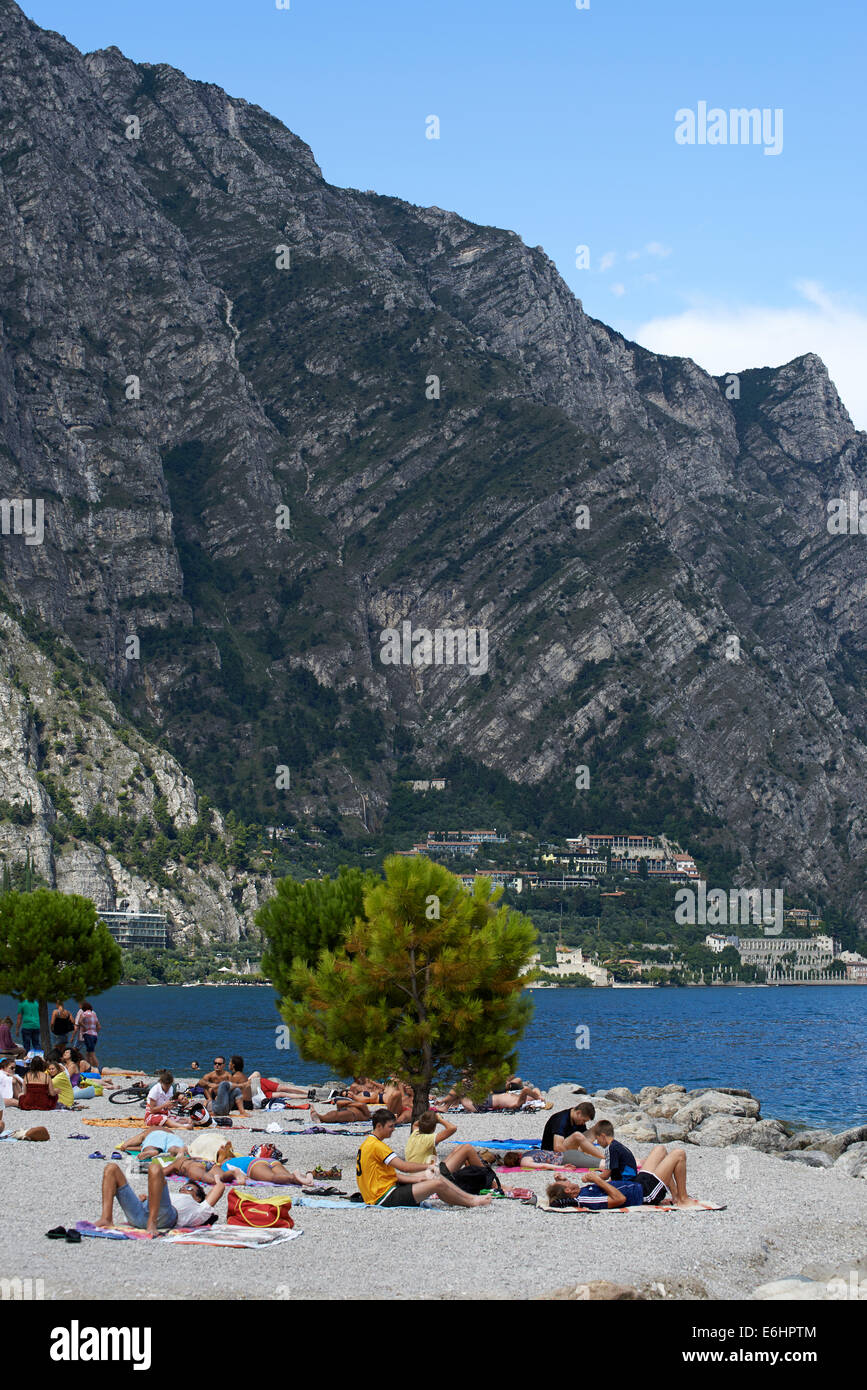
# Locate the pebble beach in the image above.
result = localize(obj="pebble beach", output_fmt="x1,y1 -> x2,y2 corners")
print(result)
3,1080 -> 867,1301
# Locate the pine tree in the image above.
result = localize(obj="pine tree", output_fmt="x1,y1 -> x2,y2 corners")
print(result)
0,889 -> 123,1050
275,856 -> 537,1121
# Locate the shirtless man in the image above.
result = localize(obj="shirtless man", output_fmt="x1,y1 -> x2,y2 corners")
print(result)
201,1056 -> 229,1100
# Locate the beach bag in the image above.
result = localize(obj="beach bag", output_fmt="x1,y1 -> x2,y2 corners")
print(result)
227,1187 -> 294,1229
250,1143 -> 282,1160
441,1162 -> 502,1195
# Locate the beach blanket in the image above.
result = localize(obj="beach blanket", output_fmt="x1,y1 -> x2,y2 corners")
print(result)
494,1165 -> 588,1175
291,1196 -> 365,1209
537,1200 -> 727,1214
447,1139 -> 541,1150
75,1221 -> 169,1240
165,1224 -> 303,1247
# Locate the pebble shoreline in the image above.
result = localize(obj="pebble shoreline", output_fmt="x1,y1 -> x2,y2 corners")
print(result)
2,1079 -> 865,1301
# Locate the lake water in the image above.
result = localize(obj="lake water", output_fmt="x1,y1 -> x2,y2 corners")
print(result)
4,984 -> 865,1129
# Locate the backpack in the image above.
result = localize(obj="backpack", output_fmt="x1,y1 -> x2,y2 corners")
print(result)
250,1143 -> 282,1161
440,1162 -> 503,1195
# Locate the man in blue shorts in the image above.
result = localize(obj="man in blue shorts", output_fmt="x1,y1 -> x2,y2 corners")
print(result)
95,1160 -> 226,1236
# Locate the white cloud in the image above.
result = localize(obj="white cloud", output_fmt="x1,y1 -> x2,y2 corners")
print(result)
645,241 -> 672,258
626,250 -> 640,261
599,251 -> 616,272
633,282 -> 867,429
611,282 -> 626,297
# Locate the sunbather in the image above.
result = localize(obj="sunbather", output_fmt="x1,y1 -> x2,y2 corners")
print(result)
96,1160 -> 226,1236
161,1146 -> 235,1186
218,1152 -> 316,1186
546,1174 -> 644,1209
116,1129 -> 189,1158
356,1109 -> 493,1208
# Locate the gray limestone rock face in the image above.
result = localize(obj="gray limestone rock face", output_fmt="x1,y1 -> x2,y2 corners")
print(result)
4,1 -> 867,933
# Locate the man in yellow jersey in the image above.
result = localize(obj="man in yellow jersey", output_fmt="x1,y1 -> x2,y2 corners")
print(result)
356,1110 -> 494,1208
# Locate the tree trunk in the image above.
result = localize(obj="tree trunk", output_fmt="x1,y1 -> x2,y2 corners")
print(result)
411,1079 -> 430,1125
38,999 -> 51,1054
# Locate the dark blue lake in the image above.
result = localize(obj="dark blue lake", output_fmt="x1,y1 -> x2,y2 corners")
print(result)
4,984 -> 865,1129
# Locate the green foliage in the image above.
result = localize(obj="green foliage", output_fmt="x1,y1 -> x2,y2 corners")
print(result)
258,867 -> 376,983
277,856 -> 537,1117
0,890 -> 122,1045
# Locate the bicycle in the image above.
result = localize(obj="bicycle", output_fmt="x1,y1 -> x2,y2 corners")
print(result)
108,1081 -> 150,1106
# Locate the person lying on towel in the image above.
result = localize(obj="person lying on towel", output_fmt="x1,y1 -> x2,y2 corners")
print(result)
96,1161 -> 226,1236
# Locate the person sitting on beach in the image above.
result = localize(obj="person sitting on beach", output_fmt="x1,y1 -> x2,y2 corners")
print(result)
201,1056 -> 229,1099
145,1070 -> 181,1126
48,1049 -> 97,1101
18,1056 -> 59,1111
356,1110 -> 494,1209
539,1102 -> 603,1166
0,1017 -> 26,1059
591,1122 -> 639,1181
46,1061 -> 84,1110
218,1151 -> 316,1186
405,1111 -> 490,1173
210,1056 -> 254,1119
96,1160 -> 226,1237
0,1057 -> 23,1107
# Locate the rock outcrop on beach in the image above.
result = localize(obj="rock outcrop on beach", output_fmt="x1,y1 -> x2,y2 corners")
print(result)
4,1 -> 867,927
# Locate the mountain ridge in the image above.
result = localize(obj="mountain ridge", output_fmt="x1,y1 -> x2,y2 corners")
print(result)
2,0 -> 866,933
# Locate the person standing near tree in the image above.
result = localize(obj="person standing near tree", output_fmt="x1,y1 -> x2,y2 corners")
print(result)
15,998 -> 41,1053
73,1000 -> 101,1071
50,1002 -> 75,1050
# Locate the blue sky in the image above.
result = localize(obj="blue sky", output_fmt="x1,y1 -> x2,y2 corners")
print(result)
20,0 -> 867,425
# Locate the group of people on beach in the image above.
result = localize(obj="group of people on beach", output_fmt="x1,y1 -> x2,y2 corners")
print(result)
84,1069 -> 702,1232
0,1001 -> 101,1069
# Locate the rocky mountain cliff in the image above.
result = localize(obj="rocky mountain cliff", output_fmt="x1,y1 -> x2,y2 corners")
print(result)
2,0 -> 867,931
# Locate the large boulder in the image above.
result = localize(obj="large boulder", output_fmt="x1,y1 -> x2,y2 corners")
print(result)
653,1121 -> 690,1143
787,1128 -> 836,1152
541,1280 -> 645,1301
646,1096 -> 690,1119
823,1126 -> 867,1161
687,1115 -> 758,1146
637,1086 -> 663,1104
753,1277 -> 839,1301
673,1092 -> 760,1129
597,1087 -> 638,1106
616,1121 -> 659,1144
833,1142 -> 867,1178
780,1150 -> 834,1168
745,1119 -> 791,1153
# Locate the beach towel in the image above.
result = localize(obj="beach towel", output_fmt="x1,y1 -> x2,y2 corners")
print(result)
75,1221 -> 166,1240
536,1199 -> 727,1214
493,1165 -> 586,1175
291,1196 -> 365,1209
447,1139 -> 541,1150
165,1223 -> 303,1247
